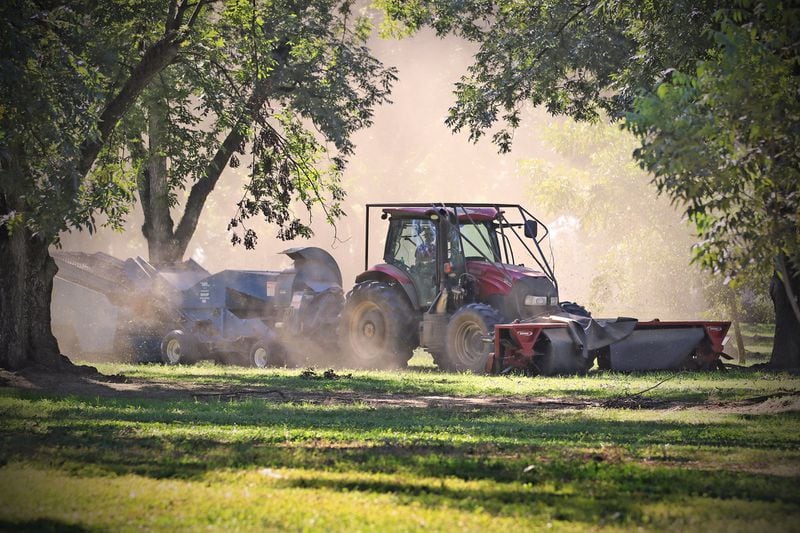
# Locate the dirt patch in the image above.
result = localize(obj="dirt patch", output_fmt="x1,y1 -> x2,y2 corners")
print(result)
704,393 -> 800,415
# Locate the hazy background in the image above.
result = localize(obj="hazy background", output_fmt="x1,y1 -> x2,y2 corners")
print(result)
58,28 -> 709,320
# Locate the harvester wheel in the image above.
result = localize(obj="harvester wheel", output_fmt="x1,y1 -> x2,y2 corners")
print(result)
440,304 -> 504,373
250,340 -> 285,368
340,281 -> 417,369
160,330 -> 197,365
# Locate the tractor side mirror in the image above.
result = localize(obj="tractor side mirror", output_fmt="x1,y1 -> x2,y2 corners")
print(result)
524,219 -> 538,240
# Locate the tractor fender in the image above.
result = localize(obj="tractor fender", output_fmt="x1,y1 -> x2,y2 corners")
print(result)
354,264 -> 419,309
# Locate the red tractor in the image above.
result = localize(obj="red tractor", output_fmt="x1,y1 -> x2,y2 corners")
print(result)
340,203 -> 568,371
340,202 -> 731,375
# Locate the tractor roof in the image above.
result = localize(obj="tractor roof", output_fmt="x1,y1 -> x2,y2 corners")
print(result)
382,206 -> 500,222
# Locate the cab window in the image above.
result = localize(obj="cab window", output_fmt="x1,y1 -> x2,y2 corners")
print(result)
460,223 -> 499,261
385,219 -> 437,268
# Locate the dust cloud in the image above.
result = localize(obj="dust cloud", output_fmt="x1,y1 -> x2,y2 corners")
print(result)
56,26 -> 712,363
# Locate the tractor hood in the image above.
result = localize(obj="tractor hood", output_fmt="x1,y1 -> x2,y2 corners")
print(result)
467,261 -> 547,296
467,261 -> 559,320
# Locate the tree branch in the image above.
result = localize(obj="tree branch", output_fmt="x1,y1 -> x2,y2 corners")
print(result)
77,1 -> 215,185
533,3 -> 594,64
172,40 -> 291,247
166,0 -> 178,33
185,0 -> 209,30
77,36 -> 181,180
173,82 -> 270,247
171,0 -> 192,31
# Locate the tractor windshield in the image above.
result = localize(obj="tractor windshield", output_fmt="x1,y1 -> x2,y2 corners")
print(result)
459,223 -> 500,262
447,203 -> 557,291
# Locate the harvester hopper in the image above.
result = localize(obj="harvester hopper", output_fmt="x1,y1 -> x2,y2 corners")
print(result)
51,251 -> 209,360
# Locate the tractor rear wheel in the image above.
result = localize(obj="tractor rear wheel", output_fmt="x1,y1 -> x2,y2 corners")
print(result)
160,330 -> 197,365
340,281 -> 417,369
440,304 -> 504,373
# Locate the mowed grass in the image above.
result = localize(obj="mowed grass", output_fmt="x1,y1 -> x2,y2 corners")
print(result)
1,360 -> 799,531
84,350 -> 796,403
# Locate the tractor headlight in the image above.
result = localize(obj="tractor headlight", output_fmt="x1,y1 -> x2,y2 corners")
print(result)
524,295 -> 548,306
549,296 -> 559,306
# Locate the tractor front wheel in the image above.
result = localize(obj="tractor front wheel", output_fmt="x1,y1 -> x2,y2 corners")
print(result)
440,304 -> 504,373
340,281 -> 417,369
160,330 -> 198,365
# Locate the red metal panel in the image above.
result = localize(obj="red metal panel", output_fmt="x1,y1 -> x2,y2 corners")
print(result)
355,264 -> 412,285
702,322 -> 731,353
489,322 -> 567,372
382,207 -> 500,222
354,264 -> 419,309
466,261 -> 546,297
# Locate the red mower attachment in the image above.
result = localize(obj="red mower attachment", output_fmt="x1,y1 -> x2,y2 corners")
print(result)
488,318 -> 732,376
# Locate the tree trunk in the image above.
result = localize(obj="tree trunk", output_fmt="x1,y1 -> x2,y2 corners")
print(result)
769,262 -> 800,369
137,74 -> 275,267
0,224 -> 67,370
726,287 -> 746,364
140,99 -> 258,267
147,233 -> 186,265
141,99 -> 186,267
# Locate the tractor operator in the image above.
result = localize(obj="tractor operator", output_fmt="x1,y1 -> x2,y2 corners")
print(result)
415,226 -> 436,262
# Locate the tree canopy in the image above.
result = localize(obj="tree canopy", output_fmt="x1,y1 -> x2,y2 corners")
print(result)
115,0 -> 396,263
1,0 -> 210,368
626,1 -> 799,296
379,0 -> 720,150
0,0 -> 395,369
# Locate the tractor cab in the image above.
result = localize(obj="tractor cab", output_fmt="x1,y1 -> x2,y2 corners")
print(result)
381,207 -> 499,308
344,203 -> 562,371
375,204 -> 560,315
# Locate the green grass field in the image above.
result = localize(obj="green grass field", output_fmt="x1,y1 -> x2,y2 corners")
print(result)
1,357 -> 799,531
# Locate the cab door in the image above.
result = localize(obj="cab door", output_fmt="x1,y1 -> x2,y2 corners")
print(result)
384,218 -> 439,308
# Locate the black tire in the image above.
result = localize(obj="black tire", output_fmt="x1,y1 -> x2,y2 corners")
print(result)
340,281 -> 418,369
117,333 -> 162,364
249,340 -> 285,368
160,330 -> 197,365
439,304 -> 504,373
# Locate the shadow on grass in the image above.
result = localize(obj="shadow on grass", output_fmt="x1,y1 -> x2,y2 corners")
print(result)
1,390 -> 798,510
35,365 -> 782,404
283,474 -> 640,523
0,519 -> 87,532
4,388 -> 797,449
